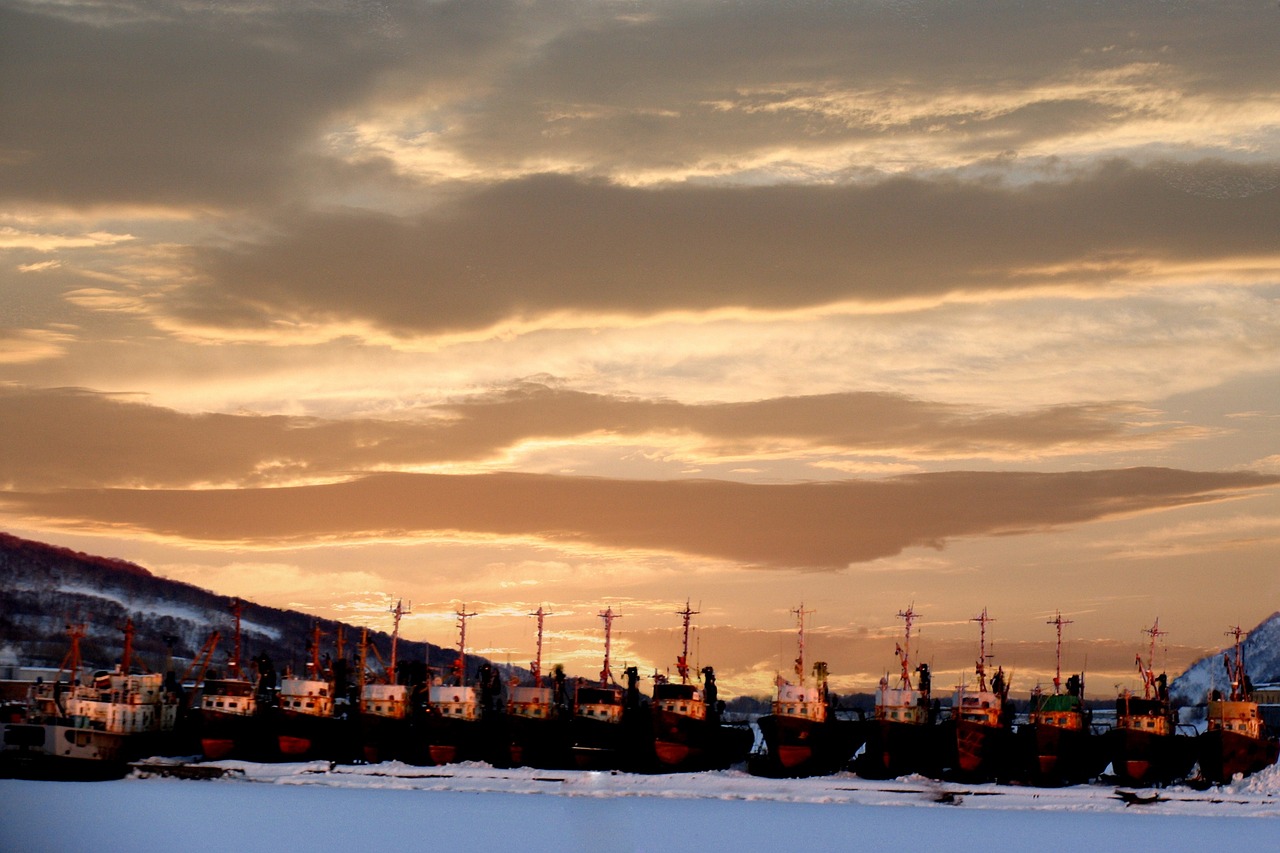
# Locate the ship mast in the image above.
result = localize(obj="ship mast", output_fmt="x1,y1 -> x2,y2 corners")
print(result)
793,603 -> 814,687
454,604 -> 477,687
230,599 -> 243,679
598,606 -> 621,685
121,616 -> 135,674
971,607 -> 995,693
1224,624 -> 1249,702
308,622 -> 323,680
358,627 -> 369,692
529,606 -> 551,688
896,604 -> 917,690
1048,610 -> 1074,695
676,600 -> 699,685
1138,618 -> 1167,699
60,622 -> 87,685
389,599 -> 410,684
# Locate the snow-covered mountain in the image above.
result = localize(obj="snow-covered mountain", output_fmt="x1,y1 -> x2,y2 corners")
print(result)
0,532 -> 509,681
1171,611 -> 1280,704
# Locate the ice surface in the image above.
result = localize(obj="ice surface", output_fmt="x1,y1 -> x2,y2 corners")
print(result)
3,759 -> 1279,852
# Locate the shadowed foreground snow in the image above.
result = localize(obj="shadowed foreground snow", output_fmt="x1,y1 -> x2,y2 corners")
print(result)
4,760 -> 1280,852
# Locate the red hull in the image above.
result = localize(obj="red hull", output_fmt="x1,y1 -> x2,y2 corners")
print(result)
277,735 -> 312,756
200,738 -> 236,761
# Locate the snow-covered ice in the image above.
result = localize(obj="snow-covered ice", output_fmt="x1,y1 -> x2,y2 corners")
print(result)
4,760 -> 1280,852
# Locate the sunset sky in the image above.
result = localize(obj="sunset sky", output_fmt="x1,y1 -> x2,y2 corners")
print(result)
2,0 -> 1279,699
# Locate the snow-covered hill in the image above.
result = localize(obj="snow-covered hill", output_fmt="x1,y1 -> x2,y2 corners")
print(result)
0,531 -> 508,681
1171,611 -> 1280,704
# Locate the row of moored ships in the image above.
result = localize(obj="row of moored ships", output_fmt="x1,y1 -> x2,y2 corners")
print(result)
2,601 -> 1276,787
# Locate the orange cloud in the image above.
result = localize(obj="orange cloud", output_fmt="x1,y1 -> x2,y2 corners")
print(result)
0,385 -> 1203,490
3,468 -> 1274,569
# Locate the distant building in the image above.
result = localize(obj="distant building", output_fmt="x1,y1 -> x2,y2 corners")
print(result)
1255,682 -> 1280,730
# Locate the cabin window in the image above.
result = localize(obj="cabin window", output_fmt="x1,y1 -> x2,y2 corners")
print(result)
305,701 -> 315,709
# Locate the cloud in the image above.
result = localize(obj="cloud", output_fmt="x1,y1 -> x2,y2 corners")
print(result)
0,384 -> 1201,490
6,1 -> 1277,210
438,1 -> 1280,178
0,1 -> 517,208
0,329 -> 73,364
0,225 -> 133,252
3,468 -> 1274,569
168,165 -> 1280,339
17,261 -> 61,273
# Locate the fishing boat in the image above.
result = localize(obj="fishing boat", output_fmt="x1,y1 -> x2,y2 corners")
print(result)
502,607 -> 572,768
1018,612 -> 1105,785
1110,619 -> 1194,786
272,623 -> 349,761
753,604 -> 862,777
855,605 -> 940,779
1198,625 -> 1280,784
945,608 -> 1015,781
356,600 -> 413,764
194,600 -> 268,760
413,605 -> 483,765
1,622 -> 184,779
569,607 -> 629,769
647,602 -> 752,772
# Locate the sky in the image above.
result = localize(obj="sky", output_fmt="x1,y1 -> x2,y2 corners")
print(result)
2,0 -> 1279,700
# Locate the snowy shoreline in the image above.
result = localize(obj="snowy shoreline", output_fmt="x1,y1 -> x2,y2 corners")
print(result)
4,760 -> 1280,852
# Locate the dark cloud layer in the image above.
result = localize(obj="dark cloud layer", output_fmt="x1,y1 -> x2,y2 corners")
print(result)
173,164 -> 1280,335
0,1 -> 517,207
4,468 -> 1273,568
5,1 -> 1276,208
0,385 -> 1179,489
455,1 -> 1280,169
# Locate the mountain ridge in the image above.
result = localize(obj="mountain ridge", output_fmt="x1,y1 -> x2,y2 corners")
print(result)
1169,610 -> 1280,704
0,530 -> 512,683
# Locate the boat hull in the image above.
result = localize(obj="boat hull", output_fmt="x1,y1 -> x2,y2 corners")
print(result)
1197,729 -> 1280,784
195,708 -> 269,761
650,710 -> 753,772
854,719 -> 940,780
569,716 -> 629,770
1018,723 -> 1106,786
754,714 -> 863,778
357,713 -> 411,765
1108,727 -> 1194,786
407,714 -> 482,766
948,719 -> 1015,782
271,708 -> 350,762
503,714 -> 572,769
0,722 -> 130,780
650,708 -> 706,770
